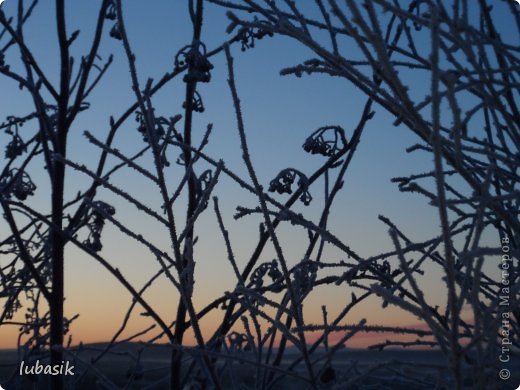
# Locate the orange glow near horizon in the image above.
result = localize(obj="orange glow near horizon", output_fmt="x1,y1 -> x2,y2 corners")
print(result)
0,286 -> 442,351
0,239 -> 466,351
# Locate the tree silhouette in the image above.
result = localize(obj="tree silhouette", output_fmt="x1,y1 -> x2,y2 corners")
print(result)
1,0 -> 518,389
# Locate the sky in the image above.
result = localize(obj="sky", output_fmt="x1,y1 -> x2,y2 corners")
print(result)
0,0 -> 513,350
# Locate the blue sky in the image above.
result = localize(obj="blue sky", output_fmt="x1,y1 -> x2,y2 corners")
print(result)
0,0 -> 512,347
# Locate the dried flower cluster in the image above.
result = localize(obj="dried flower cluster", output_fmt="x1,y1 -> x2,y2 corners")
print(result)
0,1 -> 518,389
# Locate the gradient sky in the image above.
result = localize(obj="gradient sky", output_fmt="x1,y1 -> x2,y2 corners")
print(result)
0,0 -> 512,349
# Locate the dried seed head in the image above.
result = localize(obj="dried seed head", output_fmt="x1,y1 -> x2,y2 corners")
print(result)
174,42 -> 214,83
303,126 -> 348,157
109,23 -> 123,40
269,168 -> 312,205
